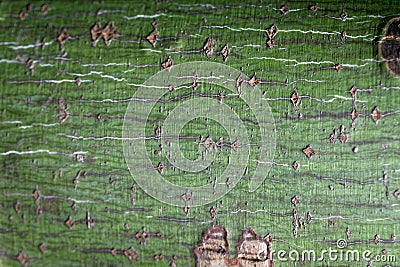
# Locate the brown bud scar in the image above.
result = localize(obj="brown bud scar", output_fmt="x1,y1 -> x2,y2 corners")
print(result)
65,216 -> 75,229
349,85 -> 357,99
339,132 -> 349,143
280,6 -> 289,16
203,37 -> 215,58
235,74 -> 244,96
75,77 -> 81,86
19,11 -> 28,20
291,195 -> 301,206
209,206 -> 217,220
154,144 -> 162,156
309,5 -> 318,12
351,107 -> 359,121
226,177 -> 232,188
391,233 -> 396,241
248,73 -> 260,87
95,113 -> 103,122
340,10 -> 347,21
156,230 -> 164,238
266,38 -> 275,49
183,205 -> 190,215
57,96 -> 69,123
33,185 -> 40,201
329,130 -> 337,144
346,227 -> 352,239
220,44 -> 230,62
102,21 -> 120,47
38,243 -> 47,253
161,56 -> 173,71
41,4 -> 48,15
293,228 -> 298,238
25,58 -> 34,69
154,254 -> 164,260
306,211 -> 312,224
339,31 -> 346,42
218,91 -> 224,104
123,247 -> 140,262
156,162 -> 165,174
14,201 -> 21,213
292,161 -> 300,170
231,139 -> 239,152
290,89 -> 299,110
16,250 -> 30,266
155,126 -> 161,137
302,144 -> 315,159
265,24 -> 278,49
374,234 -> 381,245
202,136 -> 215,151
146,30 -> 158,47
57,27 -> 70,51
192,78 -> 199,90
181,192 -> 192,203
266,24 -> 278,40
86,210 -> 93,226
370,106 -> 382,124
90,22 -> 102,46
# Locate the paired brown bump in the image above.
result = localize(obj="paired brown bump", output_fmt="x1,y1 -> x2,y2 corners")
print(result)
279,4 -> 320,15
57,96 -> 69,123
328,124 -> 349,144
90,21 -> 120,47
265,24 -> 278,49
194,225 -> 273,267
204,38 -> 232,61
18,4 -> 49,20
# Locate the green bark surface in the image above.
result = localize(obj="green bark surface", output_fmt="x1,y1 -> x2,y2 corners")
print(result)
0,1 -> 399,266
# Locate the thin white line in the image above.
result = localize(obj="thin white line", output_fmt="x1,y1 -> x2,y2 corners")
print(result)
124,13 -> 169,20
0,149 -> 87,156
0,120 -> 22,124
58,133 -> 155,141
18,123 -> 58,129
